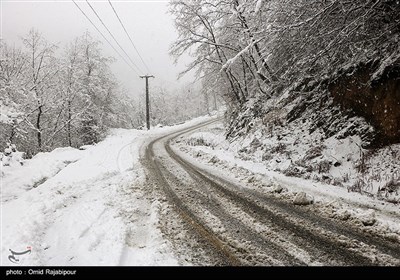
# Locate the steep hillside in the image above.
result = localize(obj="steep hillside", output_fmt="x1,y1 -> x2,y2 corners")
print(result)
169,0 -> 400,201
223,60 -> 399,202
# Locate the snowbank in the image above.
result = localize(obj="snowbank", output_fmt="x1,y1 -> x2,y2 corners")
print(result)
0,126 -> 180,265
173,120 -> 400,238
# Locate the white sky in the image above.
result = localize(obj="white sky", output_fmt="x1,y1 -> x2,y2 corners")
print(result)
0,0 -> 195,97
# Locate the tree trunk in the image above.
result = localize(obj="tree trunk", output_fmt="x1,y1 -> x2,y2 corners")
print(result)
36,104 -> 43,151
67,100 -> 72,147
9,120 -> 17,143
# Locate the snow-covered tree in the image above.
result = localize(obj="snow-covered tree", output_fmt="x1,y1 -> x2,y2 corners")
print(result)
1,30 -> 142,156
149,83 -> 209,126
170,0 -> 400,135
21,28 -> 59,153
0,41 -> 27,149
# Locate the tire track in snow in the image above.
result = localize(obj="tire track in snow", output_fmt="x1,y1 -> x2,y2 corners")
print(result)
144,122 -> 241,266
167,132 -> 400,264
143,119 -> 400,265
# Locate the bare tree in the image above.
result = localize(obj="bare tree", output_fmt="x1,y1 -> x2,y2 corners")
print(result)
170,0 -> 400,129
22,28 -> 58,152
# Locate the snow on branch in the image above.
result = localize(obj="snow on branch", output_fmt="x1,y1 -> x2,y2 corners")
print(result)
371,47 -> 400,82
221,40 -> 260,72
254,0 -> 264,14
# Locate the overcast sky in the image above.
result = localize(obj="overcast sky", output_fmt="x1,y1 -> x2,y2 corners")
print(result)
1,0 -> 195,97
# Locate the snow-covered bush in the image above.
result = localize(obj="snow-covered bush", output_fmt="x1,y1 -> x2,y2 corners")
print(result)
378,175 -> 400,203
283,164 -> 304,178
1,143 -> 24,168
303,146 -> 325,161
186,136 -> 214,147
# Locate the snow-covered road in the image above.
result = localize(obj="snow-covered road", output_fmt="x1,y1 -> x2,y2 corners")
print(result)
2,115 -> 399,266
142,120 -> 400,266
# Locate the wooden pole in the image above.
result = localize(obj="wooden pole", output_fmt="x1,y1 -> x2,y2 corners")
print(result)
140,75 -> 155,130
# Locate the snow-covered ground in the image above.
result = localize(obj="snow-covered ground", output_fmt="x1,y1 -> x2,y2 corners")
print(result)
2,111 -> 398,266
0,115 -> 214,266
173,121 -> 400,240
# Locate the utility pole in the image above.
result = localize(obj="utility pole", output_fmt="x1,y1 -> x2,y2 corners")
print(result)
140,75 -> 155,130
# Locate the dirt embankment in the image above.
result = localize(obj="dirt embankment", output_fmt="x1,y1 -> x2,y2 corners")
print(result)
329,61 -> 400,148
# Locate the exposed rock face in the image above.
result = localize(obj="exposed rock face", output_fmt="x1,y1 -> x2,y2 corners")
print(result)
329,61 -> 400,148
228,60 -> 399,150
286,89 -> 374,148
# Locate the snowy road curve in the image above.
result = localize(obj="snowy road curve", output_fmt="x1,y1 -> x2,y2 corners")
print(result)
142,120 -> 400,266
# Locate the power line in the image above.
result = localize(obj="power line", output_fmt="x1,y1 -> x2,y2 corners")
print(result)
72,0 -> 140,75
85,0 -> 143,75
108,0 -> 151,74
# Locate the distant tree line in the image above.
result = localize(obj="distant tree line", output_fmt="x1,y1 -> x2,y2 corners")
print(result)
149,83 -> 218,127
0,29 -> 210,157
0,30 -> 134,157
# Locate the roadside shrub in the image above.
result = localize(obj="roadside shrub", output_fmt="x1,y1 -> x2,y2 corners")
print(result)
316,160 -> 331,173
283,164 -> 304,177
186,136 -> 214,147
0,143 -> 24,167
270,143 -> 287,155
303,145 -> 325,161
378,176 -> 400,198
